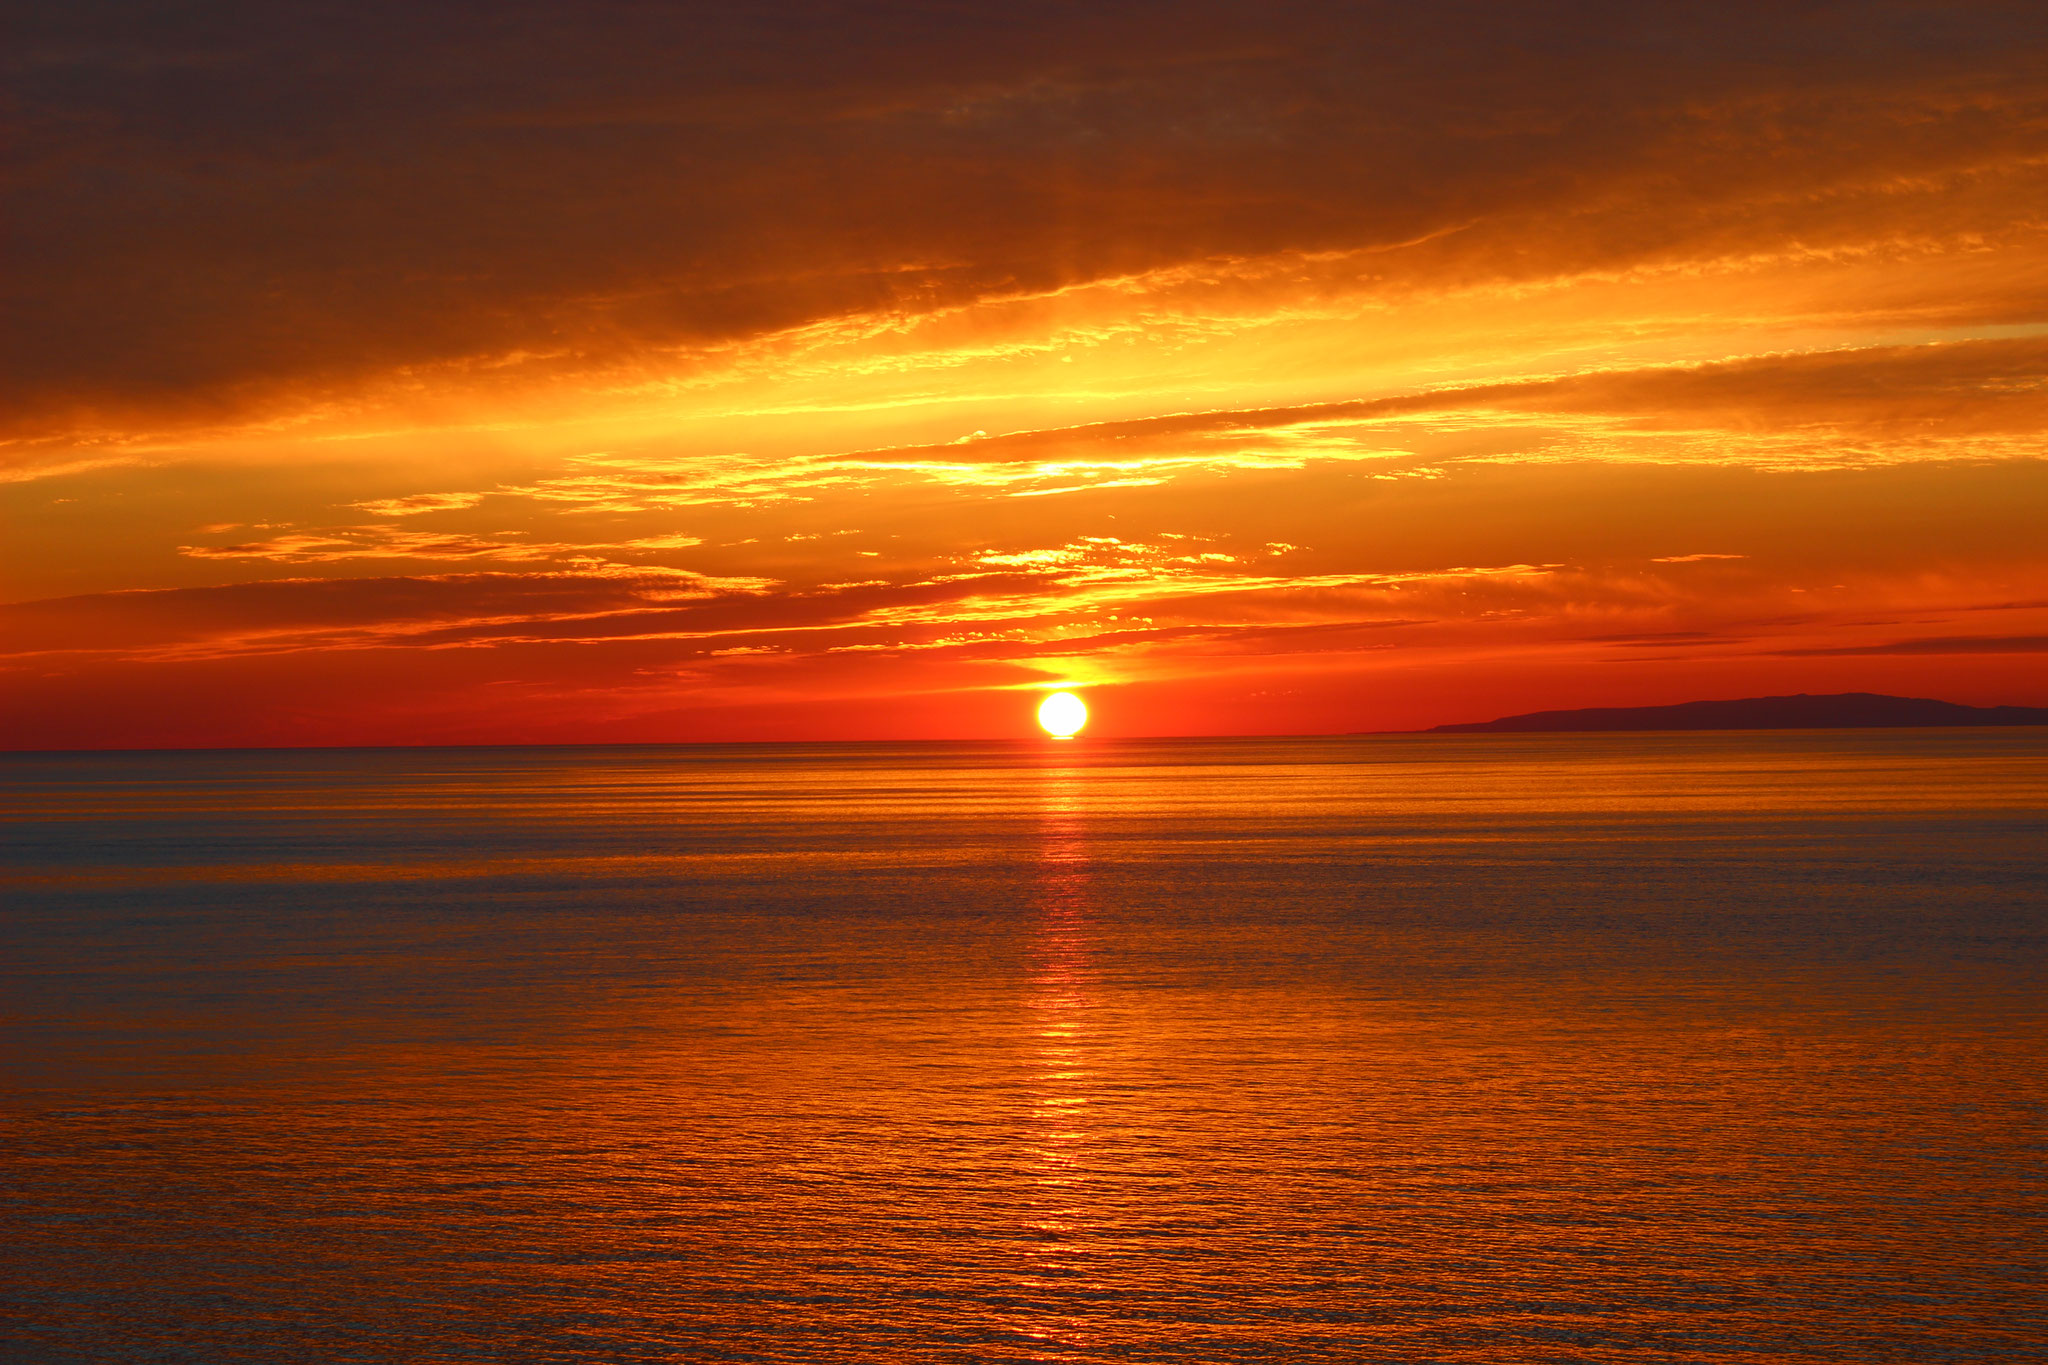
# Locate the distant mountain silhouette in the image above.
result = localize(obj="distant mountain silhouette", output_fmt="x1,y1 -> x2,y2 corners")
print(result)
1427,692 -> 2048,734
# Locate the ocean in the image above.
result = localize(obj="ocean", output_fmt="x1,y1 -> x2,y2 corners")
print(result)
4,731 -> 2045,1362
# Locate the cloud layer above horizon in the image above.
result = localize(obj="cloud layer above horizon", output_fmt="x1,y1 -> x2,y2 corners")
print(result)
6,0 -> 2047,746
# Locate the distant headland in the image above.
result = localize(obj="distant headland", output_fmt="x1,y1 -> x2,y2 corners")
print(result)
1422,692 -> 2048,734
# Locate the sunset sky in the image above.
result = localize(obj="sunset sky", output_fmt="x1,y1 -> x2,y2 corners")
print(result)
6,1 -> 2047,747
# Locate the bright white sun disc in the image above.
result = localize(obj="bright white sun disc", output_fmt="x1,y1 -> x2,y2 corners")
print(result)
1037,691 -> 1087,737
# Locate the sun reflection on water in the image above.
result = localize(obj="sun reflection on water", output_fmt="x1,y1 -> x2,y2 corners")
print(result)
1012,761 -> 1102,1346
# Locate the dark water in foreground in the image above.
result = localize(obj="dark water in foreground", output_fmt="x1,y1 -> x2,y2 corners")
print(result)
3,731 -> 2045,1363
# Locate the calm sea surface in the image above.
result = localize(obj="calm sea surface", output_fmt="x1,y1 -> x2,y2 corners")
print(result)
3,731 -> 2045,1363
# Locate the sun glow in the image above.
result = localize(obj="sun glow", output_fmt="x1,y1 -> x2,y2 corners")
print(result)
1037,692 -> 1088,738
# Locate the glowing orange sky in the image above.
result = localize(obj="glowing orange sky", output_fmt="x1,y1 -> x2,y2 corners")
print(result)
5,2 -> 2046,747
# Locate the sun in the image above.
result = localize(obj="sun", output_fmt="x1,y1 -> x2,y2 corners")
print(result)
1037,691 -> 1088,738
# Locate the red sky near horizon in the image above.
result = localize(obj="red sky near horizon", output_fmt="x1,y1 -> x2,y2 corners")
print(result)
5,1 -> 2047,748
